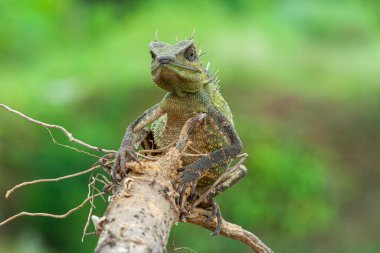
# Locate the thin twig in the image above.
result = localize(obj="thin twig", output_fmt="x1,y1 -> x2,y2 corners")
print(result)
92,177 -> 107,188
0,104 -> 116,153
87,181 -> 96,208
181,152 -> 208,157
0,192 -> 105,226
45,127 -> 100,158
96,173 -> 111,185
92,174 -> 109,202
92,186 -> 107,203
84,232 -> 97,237
172,225 -> 198,253
82,177 -> 97,242
5,165 -> 101,199
82,171 -> 111,241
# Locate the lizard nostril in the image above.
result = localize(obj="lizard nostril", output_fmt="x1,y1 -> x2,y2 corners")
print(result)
160,59 -> 170,64
157,56 -> 173,64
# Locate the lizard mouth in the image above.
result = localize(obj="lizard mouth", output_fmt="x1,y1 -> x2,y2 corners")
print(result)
151,64 -> 208,95
151,62 -> 199,75
152,67 -> 181,84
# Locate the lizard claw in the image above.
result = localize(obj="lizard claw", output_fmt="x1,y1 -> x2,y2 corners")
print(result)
207,199 -> 222,236
172,168 -> 200,207
111,146 -> 140,182
98,153 -> 115,170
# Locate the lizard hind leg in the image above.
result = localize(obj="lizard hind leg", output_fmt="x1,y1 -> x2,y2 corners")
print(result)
195,198 -> 223,236
195,163 -> 247,236
207,163 -> 247,199
206,199 -> 223,236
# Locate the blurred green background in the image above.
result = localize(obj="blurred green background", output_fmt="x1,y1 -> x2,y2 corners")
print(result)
1,0 -> 379,252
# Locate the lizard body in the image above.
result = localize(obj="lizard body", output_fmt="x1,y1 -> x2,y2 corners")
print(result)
152,87 -> 232,186
112,34 -> 246,234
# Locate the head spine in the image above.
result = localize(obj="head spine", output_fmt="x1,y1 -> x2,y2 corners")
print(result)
205,62 -> 220,91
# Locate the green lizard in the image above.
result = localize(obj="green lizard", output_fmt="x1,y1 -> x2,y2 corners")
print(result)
112,33 -> 247,235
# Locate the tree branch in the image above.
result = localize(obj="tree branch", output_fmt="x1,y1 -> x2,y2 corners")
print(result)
0,104 -> 273,252
186,208 -> 273,253
94,147 -> 274,253
94,148 -> 182,253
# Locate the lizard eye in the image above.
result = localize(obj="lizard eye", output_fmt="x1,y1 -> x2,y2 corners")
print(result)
185,47 -> 197,61
150,51 -> 156,62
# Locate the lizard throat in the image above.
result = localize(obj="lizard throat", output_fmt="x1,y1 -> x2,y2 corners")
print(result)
152,65 -> 206,96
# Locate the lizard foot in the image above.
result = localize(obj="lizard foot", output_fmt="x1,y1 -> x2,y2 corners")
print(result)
172,168 -> 200,207
206,199 -> 223,236
99,153 -> 115,171
111,146 -> 140,182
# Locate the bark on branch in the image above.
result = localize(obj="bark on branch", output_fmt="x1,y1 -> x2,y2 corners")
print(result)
94,148 -> 273,253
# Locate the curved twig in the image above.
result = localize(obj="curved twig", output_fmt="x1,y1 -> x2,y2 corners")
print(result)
0,104 -> 116,153
5,165 -> 101,199
0,192 -> 105,226
45,127 -> 101,158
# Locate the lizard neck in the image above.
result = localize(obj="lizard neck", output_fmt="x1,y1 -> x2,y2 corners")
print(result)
167,79 -> 215,98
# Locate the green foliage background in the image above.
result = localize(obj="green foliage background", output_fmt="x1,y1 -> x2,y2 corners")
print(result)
0,0 -> 379,252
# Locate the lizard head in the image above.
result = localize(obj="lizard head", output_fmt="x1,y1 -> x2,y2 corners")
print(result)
149,37 -> 210,96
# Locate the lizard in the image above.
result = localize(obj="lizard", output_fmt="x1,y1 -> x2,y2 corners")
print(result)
112,33 -> 247,235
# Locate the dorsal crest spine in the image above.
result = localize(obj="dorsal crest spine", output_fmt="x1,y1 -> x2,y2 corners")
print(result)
205,62 -> 220,91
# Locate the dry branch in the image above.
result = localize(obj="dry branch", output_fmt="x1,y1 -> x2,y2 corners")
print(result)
0,104 -> 273,253
94,148 -> 274,253
94,177 -> 179,253
94,148 -> 182,253
187,208 -> 273,253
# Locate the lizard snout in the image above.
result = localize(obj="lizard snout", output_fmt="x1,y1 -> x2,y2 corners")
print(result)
157,55 -> 175,64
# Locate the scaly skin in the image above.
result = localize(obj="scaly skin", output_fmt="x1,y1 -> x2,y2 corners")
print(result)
112,35 -> 246,234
